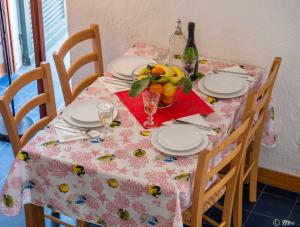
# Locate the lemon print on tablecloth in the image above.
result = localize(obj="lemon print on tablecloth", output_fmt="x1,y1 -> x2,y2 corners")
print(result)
199,59 -> 208,64
17,151 -> 30,162
66,194 -> 86,205
227,126 -> 234,135
110,120 -> 121,128
23,180 -> 35,190
133,149 -> 146,158
140,214 -> 159,226
147,185 -> 161,198
2,194 -> 14,208
208,97 -> 219,105
97,154 -> 116,162
107,179 -> 118,188
140,130 -> 151,137
72,165 -> 85,177
213,127 -> 222,134
175,173 -> 190,182
41,140 -> 60,147
96,219 -> 107,227
59,183 -> 69,193
271,106 -> 275,120
155,155 -> 177,163
117,209 -> 131,220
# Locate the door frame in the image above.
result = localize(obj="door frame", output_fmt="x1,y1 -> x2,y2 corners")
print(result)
30,0 -> 47,117
0,0 -> 16,75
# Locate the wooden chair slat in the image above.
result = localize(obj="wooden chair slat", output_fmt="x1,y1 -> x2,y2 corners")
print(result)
58,28 -> 95,58
14,93 -> 48,125
67,53 -> 98,79
207,144 -> 242,179
204,167 -> 236,202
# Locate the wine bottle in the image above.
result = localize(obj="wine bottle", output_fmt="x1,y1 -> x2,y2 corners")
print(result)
169,19 -> 186,67
182,22 -> 199,81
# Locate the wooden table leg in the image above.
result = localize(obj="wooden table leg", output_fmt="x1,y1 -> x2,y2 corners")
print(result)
25,204 -> 45,227
77,220 -> 88,227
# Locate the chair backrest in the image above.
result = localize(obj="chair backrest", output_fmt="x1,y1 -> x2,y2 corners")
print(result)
243,57 -> 281,146
0,62 -> 57,155
190,113 -> 254,227
53,24 -> 103,106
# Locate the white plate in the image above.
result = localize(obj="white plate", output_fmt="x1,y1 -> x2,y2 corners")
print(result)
157,125 -> 202,151
151,126 -> 209,156
203,74 -> 244,94
62,101 -> 118,128
197,79 -> 249,99
108,56 -> 152,76
69,100 -> 102,123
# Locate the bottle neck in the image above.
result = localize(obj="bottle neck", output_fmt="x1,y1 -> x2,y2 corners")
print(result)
187,30 -> 195,46
174,22 -> 183,35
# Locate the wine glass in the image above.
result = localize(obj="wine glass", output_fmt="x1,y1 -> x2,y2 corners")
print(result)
142,89 -> 160,128
97,102 -> 114,138
153,46 -> 169,64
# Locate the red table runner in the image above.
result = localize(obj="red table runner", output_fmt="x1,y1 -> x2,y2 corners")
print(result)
116,89 -> 214,128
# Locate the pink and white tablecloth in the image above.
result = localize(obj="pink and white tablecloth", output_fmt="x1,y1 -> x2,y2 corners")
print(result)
0,43 -> 275,227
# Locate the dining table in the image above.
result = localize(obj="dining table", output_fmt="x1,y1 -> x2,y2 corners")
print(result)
0,43 -> 276,227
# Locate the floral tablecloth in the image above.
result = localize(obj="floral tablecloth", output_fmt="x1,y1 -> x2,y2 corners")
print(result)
0,43 -> 275,227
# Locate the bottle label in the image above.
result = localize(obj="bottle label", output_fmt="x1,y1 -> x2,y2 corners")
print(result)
183,59 -> 197,77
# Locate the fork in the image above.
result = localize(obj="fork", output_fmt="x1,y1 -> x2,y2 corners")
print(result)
54,124 -> 98,138
171,119 -> 212,131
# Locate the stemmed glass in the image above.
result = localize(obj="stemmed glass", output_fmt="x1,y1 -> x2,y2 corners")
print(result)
97,102 -> 114,138
153,46 -> 169,64
142,89 -> 160,128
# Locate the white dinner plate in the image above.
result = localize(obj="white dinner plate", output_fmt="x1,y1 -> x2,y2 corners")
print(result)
197,79 -> 249,99
157,125 -> 203,151
203,74 -> 244,94
151,126 -> 209,156
62,100 -> 118,128
69,100 -> 102,123
108,56 -> 152,76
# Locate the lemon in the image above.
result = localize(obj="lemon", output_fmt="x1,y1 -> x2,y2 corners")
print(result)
163,83 -> 177,97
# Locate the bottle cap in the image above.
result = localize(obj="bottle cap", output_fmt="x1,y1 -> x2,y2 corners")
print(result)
188,22 -> 195,31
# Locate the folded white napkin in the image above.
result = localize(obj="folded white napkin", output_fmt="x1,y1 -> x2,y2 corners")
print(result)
99,77 -> 130,94
55,122 -> 101,143
220,65 -> 256,82
163,114 -> 217,136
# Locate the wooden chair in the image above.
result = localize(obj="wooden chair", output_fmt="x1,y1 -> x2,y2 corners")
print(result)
233,57 -> 282,227
53,24 -> 104,106
0,63 -> 88,227
0,62 -> 57,155
182,112 -> 254,227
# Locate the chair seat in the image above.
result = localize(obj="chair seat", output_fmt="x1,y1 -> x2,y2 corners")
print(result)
182,185 -> 226,225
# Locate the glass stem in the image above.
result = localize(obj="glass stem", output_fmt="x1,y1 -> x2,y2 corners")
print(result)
148,114 -> 153,124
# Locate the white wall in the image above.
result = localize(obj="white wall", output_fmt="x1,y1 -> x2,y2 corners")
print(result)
66,0 -> 300,176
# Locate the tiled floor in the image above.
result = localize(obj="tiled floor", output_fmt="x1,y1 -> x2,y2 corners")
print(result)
0,138 -> 299,227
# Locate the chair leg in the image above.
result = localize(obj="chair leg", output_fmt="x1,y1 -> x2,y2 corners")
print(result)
249,161 -> 258,202
51,212 -> 60,227
233,179 -> 243,227
77,219 -> 88,227
25,204 -> 45,227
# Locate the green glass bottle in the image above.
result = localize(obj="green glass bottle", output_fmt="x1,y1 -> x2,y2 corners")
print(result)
182,22 -> 199,81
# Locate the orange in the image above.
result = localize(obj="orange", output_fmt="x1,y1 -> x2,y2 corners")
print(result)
162,96 -> 174,105
150,84 -> 164,94
151,67 -> 165,75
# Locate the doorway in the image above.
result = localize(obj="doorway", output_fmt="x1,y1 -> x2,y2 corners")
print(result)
0,0 -> 68,117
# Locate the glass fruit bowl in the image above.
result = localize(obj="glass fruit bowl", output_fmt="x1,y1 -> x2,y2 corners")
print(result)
130,64 -> 191,108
